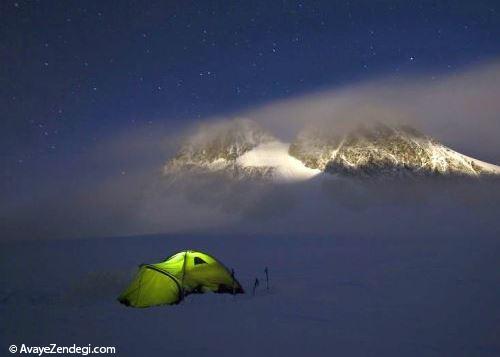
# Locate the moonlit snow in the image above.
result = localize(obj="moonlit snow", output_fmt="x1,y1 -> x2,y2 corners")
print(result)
236,141 -> 322,181
2,231 -> 500,356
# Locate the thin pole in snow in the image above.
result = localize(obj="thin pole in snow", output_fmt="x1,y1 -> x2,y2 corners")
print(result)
253,278 -> 259,296
264,267 -> 269,291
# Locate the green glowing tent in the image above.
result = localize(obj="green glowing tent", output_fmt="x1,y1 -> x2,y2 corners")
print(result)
118,250 -> 244,307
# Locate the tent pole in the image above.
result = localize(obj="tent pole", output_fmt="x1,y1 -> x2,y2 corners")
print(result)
180,251 -> 188,300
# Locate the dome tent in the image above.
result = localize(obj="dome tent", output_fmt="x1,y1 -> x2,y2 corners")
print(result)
118,250 -> 244,307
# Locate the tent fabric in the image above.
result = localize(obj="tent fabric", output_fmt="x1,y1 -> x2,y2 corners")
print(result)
118,250 -> 244,308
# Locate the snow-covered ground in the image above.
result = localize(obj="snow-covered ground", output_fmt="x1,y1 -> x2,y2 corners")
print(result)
237,141 -> 322,181
1,231 -> 500,356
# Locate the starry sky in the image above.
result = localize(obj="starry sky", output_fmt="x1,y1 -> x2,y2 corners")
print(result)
2,0 -> 500,197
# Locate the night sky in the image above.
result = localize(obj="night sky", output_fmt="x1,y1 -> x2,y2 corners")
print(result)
2,0 -> 500,198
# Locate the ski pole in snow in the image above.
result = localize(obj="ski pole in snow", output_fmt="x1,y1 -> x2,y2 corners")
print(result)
264,267 -> 269,291
253,278 -> 260,296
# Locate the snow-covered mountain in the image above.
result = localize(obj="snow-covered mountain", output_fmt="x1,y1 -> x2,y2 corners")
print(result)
289,122 -> 500,178
163,118 -> 320,182
163,119 -> 500,182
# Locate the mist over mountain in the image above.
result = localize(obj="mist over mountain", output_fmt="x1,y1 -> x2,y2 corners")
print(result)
150,115 -> 500,241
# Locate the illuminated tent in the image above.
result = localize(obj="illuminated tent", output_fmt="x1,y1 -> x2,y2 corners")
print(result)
118,250 -> 244,307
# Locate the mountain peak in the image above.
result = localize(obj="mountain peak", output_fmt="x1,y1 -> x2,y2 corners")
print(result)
289,122 -> 500,178
174,118 -> 274,162
163,118 -> 278,179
